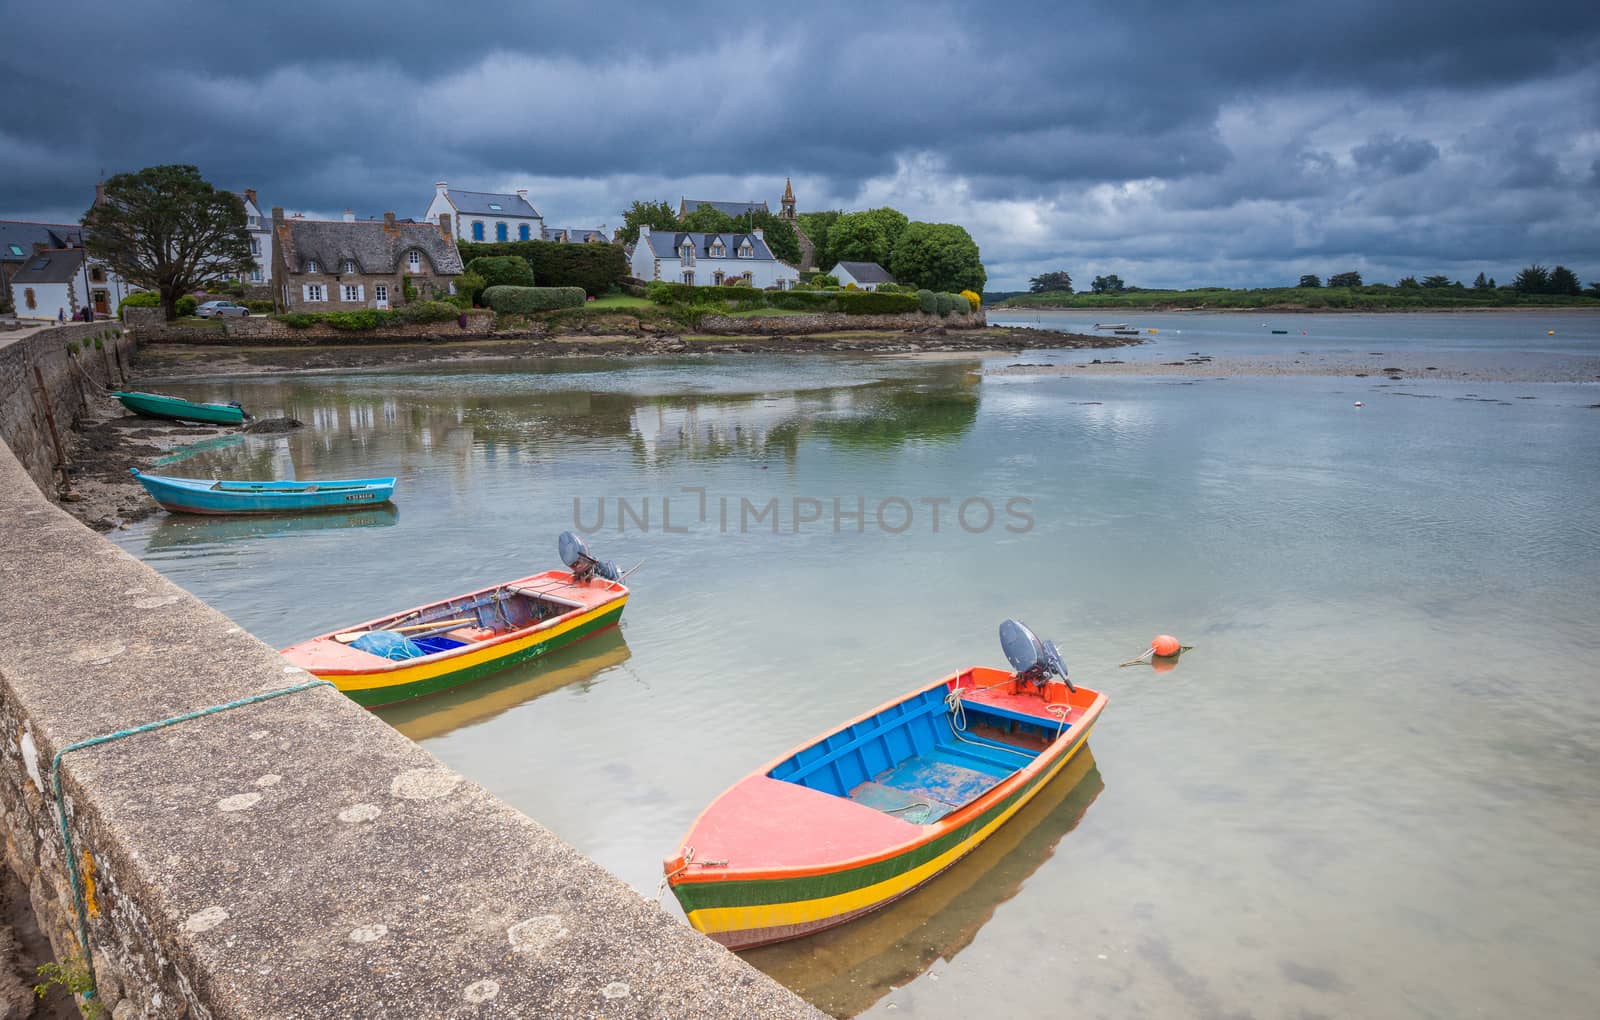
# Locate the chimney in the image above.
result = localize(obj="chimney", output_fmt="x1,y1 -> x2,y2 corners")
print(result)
343,208 -> 355,223
272,206 -> 284,224
438,213 -> 452,239
435,181 -> 449,198
384,211 -> 396,228
94,182 -> 106,206
515,188 -> 529,201
752,228 -> 764,240
245,188 -> 257,206
638,224 -> 650,239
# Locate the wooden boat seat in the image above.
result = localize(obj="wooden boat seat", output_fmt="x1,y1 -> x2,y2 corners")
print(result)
444,626 -> 496,643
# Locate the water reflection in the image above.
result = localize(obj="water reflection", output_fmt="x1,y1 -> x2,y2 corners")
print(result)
143,505 -> 399,551
744,750 -> 1105,1018
377,626 -> 631,741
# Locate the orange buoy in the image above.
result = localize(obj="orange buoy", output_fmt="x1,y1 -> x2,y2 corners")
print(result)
1547,330 -> 1555,336
1152,634 -> 1182,657
1150,656 -> 1178,674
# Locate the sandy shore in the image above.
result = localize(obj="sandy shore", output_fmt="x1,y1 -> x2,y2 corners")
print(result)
987,349 -> 1600,384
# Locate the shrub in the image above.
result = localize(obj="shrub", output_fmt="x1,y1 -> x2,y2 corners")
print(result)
959,289 -> 981,311
836,290 -> 920,314
402,300 -> 464,324
175,295 -> 199,317
274,299 -> 463,330
455,270 -> 487,307
244,299 -> 276,313
458,239 -> 627,296
481,285 -> 586,314
465,256 -> 534,289
119,291 -> 160,320
765,290 -> 835,311
917,289 -> 937,314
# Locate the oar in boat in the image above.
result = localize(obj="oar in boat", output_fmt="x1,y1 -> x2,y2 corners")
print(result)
334,617 -> 474,644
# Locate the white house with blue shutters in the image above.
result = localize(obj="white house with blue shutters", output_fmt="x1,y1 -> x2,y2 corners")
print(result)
424,182 -> 544,244
631,225 -> 799,289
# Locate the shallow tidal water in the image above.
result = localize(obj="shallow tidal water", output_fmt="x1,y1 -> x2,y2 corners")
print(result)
114,313 -> 1600,1018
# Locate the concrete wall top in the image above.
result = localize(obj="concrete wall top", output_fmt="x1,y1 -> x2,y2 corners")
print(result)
0,435 -> 819,1018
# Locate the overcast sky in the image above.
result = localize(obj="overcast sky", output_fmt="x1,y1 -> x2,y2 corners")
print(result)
3,0 -> 1597,289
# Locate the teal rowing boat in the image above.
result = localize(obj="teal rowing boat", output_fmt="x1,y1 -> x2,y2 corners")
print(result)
112,390 -> 249,426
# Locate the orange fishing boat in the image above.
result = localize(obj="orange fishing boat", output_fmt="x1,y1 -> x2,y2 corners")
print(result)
664,620 -> 1107,949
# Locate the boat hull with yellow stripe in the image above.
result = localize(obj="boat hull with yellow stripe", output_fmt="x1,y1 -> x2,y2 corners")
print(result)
664,666 -> 1106,949
281,570 -> 627,708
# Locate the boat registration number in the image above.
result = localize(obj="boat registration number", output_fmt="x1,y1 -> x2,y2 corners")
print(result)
344,493 -> 376,502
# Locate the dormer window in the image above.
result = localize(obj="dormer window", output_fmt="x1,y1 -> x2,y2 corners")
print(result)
680,242 -> 694,261
247,215 -> 258,228
710,240 -> 726,257
306,259 -> 322,273
342,260 -> 356,274
406,250 -> 422,273
739,241 -> 753,258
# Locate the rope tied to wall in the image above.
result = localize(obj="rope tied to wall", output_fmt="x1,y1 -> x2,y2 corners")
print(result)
48,678 -> 334,1000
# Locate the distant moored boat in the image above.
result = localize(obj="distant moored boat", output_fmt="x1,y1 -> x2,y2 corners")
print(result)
112,390 -> 249,425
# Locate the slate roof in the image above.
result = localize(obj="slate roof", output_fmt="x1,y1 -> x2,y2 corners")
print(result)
444,189 -> 542,219
542,226 -> 610,243
277,218 -> 464,275
0,221 -> 83,263
15,248 -> 85,283
645,231 -> 775,261
680,199 -> 769,219
835,261 -> 895,284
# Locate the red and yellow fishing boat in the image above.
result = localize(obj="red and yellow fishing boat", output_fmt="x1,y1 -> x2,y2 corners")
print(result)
664,620 -> 1107,949
282,533 -> 630,708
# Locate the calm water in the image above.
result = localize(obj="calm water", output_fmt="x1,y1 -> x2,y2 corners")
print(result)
114,313 -> 1600,1018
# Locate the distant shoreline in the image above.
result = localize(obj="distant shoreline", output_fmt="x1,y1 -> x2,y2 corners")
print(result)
993,303 -> 1600,315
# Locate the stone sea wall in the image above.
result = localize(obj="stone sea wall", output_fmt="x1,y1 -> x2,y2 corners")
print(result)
124,307 -> 497,345
0,323 -> 135,494
698,309 -> 985,334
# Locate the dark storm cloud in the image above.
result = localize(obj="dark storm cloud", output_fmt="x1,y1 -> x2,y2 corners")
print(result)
3,0 -> 1598,286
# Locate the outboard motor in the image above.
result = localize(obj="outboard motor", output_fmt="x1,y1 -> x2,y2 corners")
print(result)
558,530 -> 621,584
998,618 -> 1076,700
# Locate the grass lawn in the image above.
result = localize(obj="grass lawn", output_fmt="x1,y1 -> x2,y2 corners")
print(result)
583,295 -> 654,309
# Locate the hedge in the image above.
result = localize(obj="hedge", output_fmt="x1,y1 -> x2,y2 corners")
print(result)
457,239 -> 626,296
836,290 -> 920,314
465,256 -> 534,289
482,285 -> 586,314
119,291 -> 160,319
276,300 -> 462,330
646,283 -> 923,315
175,295 -> 199,317
917,289 -> 937,314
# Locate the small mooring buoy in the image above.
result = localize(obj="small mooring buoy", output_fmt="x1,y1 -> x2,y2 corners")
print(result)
1354,401 -> 1364,407
1119,634 -> 1192,669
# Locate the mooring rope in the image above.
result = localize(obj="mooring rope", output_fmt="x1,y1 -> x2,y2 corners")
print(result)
49,678 -> 334,999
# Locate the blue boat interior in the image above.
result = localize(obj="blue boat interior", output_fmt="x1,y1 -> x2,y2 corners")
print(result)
768,685 -> 1059,824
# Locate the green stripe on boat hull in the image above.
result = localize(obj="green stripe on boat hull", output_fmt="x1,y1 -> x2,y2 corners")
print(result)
341,604 -> 625,708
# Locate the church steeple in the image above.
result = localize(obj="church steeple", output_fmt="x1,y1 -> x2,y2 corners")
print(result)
780,177 -> 796,220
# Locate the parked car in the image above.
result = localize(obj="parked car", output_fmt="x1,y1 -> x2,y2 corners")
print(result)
196,300 -> 250,318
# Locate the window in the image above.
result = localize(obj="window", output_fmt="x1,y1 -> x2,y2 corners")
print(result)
247,215 -> 258,229
680,242 -> 695,264
342,284 -> 362,302
249,238 -> 260,256
518,224 -> 530,241
7,244 -> 23,256
342,260 -> 356,274
739,242 -> 753,258
496,222 -> 508,242
488,203 -> 502,211
24,288 -> 35,309
307,259 -> 321,273
681,270 -> 694,285
407,250 -> 422,272
304,284 -> 325,302
89,266 -> 106,282
471,221 -> 484,241
712,271 -> 725,285
375,284 -> 388,303
710,241 -> 725,257
250,268 -> 262,283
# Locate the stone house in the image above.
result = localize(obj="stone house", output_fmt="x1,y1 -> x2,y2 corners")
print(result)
631,225 -> 799,289
424,182 -> 543,243
833,261 -> 895,291
272,209 -> 464,313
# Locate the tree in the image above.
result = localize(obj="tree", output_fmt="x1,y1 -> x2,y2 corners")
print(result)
797,210 -> 841,270
889,222 -> 986,293
827,213 -> 888,266
1548,265 -> 1581,296
1472,272 -> 1490,289
1297,274 -> 1322,288
1029,271 -> 1074,293
1090,273 -> 1125,294
466,255 -> 534,289
81,165 -> 253,321
1513,264 -> 1550,293
1328,271 -> 1363,288
747,211 -> 801,266
679,203 -> 736,234
618,200 -> 677,244
1397,276 -> 1420,289
1421,275 -> 1452,288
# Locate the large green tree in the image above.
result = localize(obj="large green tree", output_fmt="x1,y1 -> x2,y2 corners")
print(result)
1298,274 -> 1322,288
619,199 -> 678,244
747,211 -> 801,266
889,222 -> 986,293
81,164 -> 254,320
1548,265 -> 1581,296
1513,264 -> 1550,293
1328,271 -> 1363,288
797,210 -> 841,270
1030,270 -> 1074,293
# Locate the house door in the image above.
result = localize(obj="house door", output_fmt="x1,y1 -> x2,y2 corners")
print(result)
93,290 -> 110,315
